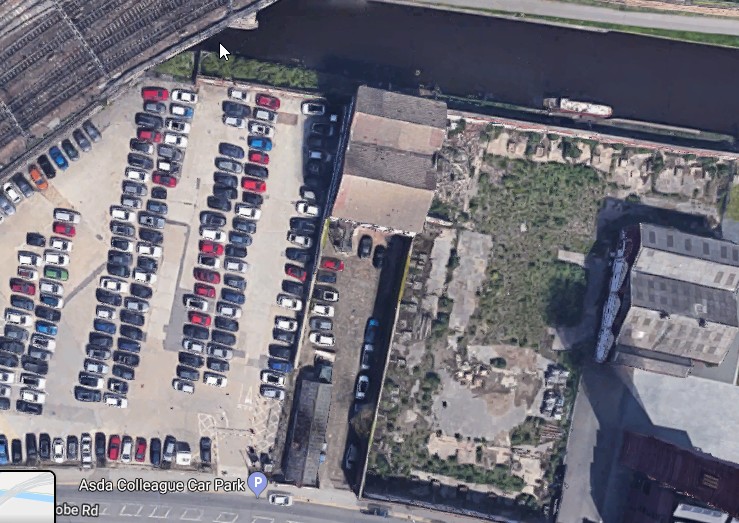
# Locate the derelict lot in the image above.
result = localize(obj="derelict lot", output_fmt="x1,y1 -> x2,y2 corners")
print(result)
0,80 -> 312,476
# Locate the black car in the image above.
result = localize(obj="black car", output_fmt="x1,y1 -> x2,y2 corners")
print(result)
0,338 -> 25,354
74,386 -> 102,402
26,433 -> 38,463
137,256 -> 158,272
211,330 -> 237,346
222,101 -> 250,118
178,352 -> 204,368
183,324 -> 209,340
200,211 -> 227,228
12,173 -> 34,197
200,437 -> 212,465
214,173 -> 238,188
11,439 -> 22,464
119,310 -> 145,327
10,295 -> 34,312
129,283 -> 152,300
316,270 -> 337,284
244,163 -> 268,179
95,432 -> 106,461
0,353 -> 19,368
305,159 -> 323,176
268,344 -> 293,360
79,372 -> 102,388
373,245 -> 386,268
220,289 -> 245,305
223,274 -> 246,291
232,217 -> 257,234
273,329 -> 296,344
157,144 -> 184,162
225,244 -> 247,258
91,332 -> 116,349
198,255 -> 219,268
359,235 -> 373,258
150,438 -> 162,467
128,153 -> 153,170
120,325 -> 144,341
110,221 -> 135,238
146,199 -> 168,215
303,174 -> 325,190
117,338 -> 141,353
286,247 -> 311,264
151,186 -> 167,200
22,357 -> 48,375
282,280 -> 304,296
139,228 -> 163,245
213,185 -> 238,200
113,351 -> 140,367
207,196 -> 231,212
290,217 -> 317,235
0,397 -> 11,411
215,317 -> 239,332
310,317 -> 333,331
17,400 -> 42,415
241,192 -> 263,207
206,358 -> 230,372
108,251 -> 133,266
39,434 -> 51,459
67,435 -> 79,460
5,325 -> 29,342
176,365 -> 199,381
37,155 -> 56,178
228,231 -> 252,246
26,232 -> 46,247
96,289 -> 122,307
219,142 -> 245,159
35,306 -> 61,322
82,120 -> 101,142
112,364 -> 135,380
86,346 -> 111,360
107,263 -> 131,278
311,122 -> 336,137
108,378 -> 129,395
61,139 -> 80,161
135,113 -> 163,130
111,237 -> 132,251
73,128 -> 92,151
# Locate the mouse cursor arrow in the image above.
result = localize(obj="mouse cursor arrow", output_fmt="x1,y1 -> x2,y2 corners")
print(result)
219,43 -> 230,61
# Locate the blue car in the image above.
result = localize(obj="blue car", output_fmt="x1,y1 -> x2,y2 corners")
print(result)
364,318 -> 380,344
93,319 -> 116,335
35,321 -> 57,337
39,294 -> 63,309
267,358 -> 293,373
49,146 -> 69,170
247,136 -> 272,152
0,436 -> 8,465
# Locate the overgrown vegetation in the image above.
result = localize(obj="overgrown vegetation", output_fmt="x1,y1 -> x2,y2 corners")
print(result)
724,185 -> 739,221
199,53 -> 319,89
154,52 -> 195,79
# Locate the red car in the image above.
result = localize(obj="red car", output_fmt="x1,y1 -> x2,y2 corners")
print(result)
53,221 -> 76,238
285,264 -> 307,282
153,172 -> 177,187
137,128 -> 162,143
134,437 -> 147,462
194,283 -> 216,298
320,257 -> 345,272
108,435 -> 121,461
241,177 -> 266,193
194,268 -> 220,285
199,240 -> 224,256
188,311 -> 212,326
141,87 -> 168,101
248,151 -> 269,165
10,278 -> 36,296
255,93 -> 280,110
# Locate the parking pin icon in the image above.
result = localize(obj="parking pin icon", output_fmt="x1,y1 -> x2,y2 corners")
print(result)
247,472 -> 268,498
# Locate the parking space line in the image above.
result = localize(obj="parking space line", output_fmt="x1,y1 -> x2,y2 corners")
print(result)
149,505 -> 172,519
250,517 -> 273,523
120,504 -> 144,516
180,508 -> 204,521
98,503 -> 111,515
213,513 -> 238,523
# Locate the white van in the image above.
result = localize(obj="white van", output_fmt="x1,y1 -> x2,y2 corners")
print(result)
40,280 -> 64,296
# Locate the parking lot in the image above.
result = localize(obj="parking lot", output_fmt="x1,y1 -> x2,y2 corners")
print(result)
0,79 -> 333,476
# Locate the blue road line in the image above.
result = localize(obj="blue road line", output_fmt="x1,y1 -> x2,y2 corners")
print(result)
0,489 -> 54,503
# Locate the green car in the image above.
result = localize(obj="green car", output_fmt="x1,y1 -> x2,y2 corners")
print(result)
44,266 -> 69,281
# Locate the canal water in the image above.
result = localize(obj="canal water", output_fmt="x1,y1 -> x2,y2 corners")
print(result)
204,0 -> 739,137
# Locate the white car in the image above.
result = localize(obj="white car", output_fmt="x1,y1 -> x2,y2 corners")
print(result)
30,335 -> 56,352
0,372 -> 15,385
120,438 -> 133,463
110,206 -> 135,222
311,303 -> 335,317
100,277 -> 129,293
136,243 -> 162,258
96,305 -> 116,320
274,317 -> 298,332
309,331 -> 335,347
260,371 -> 286,387
5,309 -> 32,326
296,200 -> 320,216
125,299 -> 148,312
3,182 -> 22,203
235,204 -> 261,220
39,280 -> 63,296
287,233 -> 312,248
198,254 -> 221,269
84,360 -> 108,374
200,228 -> 227,242
277,294 -> 302,311
166,119 -> 191,133
207,345 -> 233,360
172,89 -> 198,103
185,296 -> 208,312
50,237 -> 73,252
133,269 -> 156,284
253,109 -> 277,123
248,121 -> 274,138
104,393 -> 128,408
52,438 -> 65,463
44,250 -> 70,266
224,259 -> 247,273
81,434 -> 93,468
301,101 -> 326,116
21,389 -> 46,404
182,338 -> 205,353
173,379 -> 195,394
18,252 -> 42,267
164,133 -> 188,147
228,88 -> 249,101
54,208 -> 81,223
216,302 -> 241,318
223,116 -> 246,128
125,168 -> 149,182
157,160 -> 179,172
268,493 -> 293,507
355,375 -> 369,400
204,372 -> 227,388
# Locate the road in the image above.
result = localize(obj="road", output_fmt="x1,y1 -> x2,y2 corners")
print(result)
371,0 -> 739,35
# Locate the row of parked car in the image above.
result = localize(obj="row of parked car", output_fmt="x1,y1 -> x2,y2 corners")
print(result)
1,209 -> 81,415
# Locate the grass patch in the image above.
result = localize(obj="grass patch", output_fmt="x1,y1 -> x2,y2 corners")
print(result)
154,52 -> 195,79
725,185 -> 739,220
200,53 -> 319,89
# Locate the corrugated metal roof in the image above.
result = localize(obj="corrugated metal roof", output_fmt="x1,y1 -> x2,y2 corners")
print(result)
355,86 -> 447,129
634,248 -> 739,293
641,224 -> 739,268
343,142 -> 437,190
351,113 -> 445,157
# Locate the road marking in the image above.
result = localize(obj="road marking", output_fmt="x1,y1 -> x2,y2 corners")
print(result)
149,505 -> 172,518
120,504 -> 143,516
181,508 -> 204,521
98,503 -> 111,515
213,513 -> 238,523
250,517 -> 273,523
